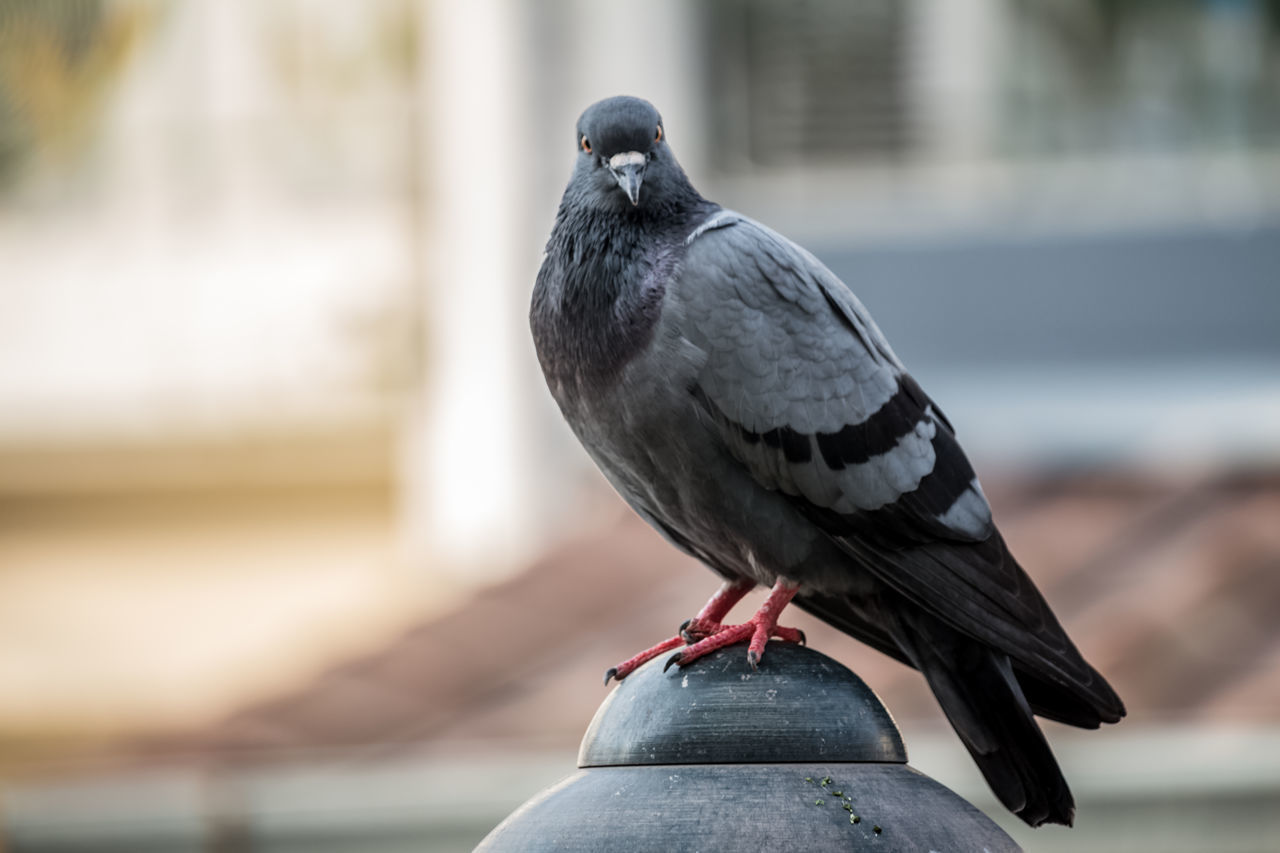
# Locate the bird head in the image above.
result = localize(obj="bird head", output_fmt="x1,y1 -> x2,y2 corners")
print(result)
572,96 -> 691,212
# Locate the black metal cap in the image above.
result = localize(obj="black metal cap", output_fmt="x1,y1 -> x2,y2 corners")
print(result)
578,642 -> 907,766
479,642 -> 1021,852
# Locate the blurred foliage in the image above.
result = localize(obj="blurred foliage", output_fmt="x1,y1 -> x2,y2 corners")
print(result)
0,0 -> 151,188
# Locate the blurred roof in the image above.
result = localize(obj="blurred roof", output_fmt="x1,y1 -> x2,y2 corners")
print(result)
121,465 -> 1280,767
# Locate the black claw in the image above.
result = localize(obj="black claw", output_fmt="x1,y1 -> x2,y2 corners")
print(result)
797,629 -> 807,647
747,650 -> 760,670
663,652 -> 683,672
679,618 -> 696,643
679,618 -> 692,632
604,667 -> 618,685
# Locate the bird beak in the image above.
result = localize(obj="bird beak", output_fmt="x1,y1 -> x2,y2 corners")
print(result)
608,151 -> 646,206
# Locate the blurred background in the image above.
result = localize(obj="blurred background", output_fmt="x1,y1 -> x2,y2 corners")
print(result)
1,0 -> 1278,850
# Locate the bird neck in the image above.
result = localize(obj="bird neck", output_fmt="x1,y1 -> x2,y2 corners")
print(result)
533,195 -> 713,388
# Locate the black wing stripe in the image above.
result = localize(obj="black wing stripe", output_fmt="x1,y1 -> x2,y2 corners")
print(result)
726,374 -> 927,471
815,377 -> 921,469
898,372 -> 956,435
903,426 -> 979,516
761,426 -> 813,464
792,426 -> 983,546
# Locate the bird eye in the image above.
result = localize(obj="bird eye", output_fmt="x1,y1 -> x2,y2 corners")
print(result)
655,125 -> 663,143
581,136 -> 592,153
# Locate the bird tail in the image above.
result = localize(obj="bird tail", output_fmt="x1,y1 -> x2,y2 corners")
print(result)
890,609 -> 1075,827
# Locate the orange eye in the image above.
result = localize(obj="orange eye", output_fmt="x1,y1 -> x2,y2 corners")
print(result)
581,136 -> 592,153
655,125 -> 663,143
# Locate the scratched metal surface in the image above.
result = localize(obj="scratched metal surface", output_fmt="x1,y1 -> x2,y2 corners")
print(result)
578,643 -> 906,766
481,644 -> 1017,852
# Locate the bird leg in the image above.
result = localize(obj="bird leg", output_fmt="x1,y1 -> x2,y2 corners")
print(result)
604,578 -> 754,684
665,578 -> 803,671
678,577 -> 757,642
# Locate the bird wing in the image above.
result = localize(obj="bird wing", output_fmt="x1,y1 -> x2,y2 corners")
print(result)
675,212 -> 1111,700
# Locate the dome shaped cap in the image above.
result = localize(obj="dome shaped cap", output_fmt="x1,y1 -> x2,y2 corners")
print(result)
480,644 -> 1020,852
578,642 -> 906,766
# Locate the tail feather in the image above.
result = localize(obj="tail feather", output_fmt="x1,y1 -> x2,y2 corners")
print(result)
796,589 -> 1122,827
934,648 -> 1074,827
1018,664 -> 1122,729
796,590 -> 1125,729
890,608 -> 1076,827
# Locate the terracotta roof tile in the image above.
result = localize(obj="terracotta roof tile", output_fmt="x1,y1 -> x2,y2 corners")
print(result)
132,469 -> 1280,764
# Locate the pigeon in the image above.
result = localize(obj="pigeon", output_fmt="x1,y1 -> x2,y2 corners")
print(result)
530,95 -> 1124,828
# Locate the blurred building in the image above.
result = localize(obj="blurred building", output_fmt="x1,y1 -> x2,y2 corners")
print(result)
1,0 -> 1278,851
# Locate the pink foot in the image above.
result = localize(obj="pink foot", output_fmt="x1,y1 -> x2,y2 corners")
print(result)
604,578 -> 755,684
603,635 -> 685,684
664,578 -> 802,671
680,617 -> 804,646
